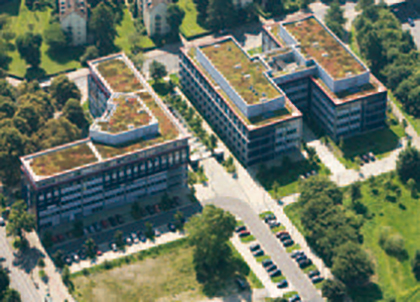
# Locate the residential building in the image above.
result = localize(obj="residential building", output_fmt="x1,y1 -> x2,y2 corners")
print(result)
20,53 -> 189,229
58,0 -> 88,45
180,37 -> 303,166
141,0 -> 171,37
262,15 -> 387,141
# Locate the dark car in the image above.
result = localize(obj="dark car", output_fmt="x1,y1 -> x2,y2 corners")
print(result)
268,221 -> 281,229
108,216 -> 117,227
311,276 -> 324,284
295,254 -> 307,262
0,257 -> 6,262
290,250 -> 304,258
145,205 -> 154,215
101,219 -> 109,229
115,214 -> 124,225
235,225 -> 246,233
265,264 -> 277,272
277,279 -> 288,288
78,249 -> 87,260
279,234 -> 292,242
269,269 -> 282,278
288,295 -> 301,302
235,277 -> 248,290
262,259 -> 273,267
168,223 -> 176,232
249,243 -> 260,252
276,231 -> 289,238
137,231 -> 146,242
298,258 -> 312,269
308,270 -> 320,278
154,204 -> 161,214
64,255 -> 72,266
408,17 -> 415,27
264,214 -> 276,223
252,249 -> 264,257
92,222 -> 101,232
238,230 -> 251,237
282,239 -> 294,247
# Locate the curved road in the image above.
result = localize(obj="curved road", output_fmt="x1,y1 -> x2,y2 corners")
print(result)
202,196 -> 323,302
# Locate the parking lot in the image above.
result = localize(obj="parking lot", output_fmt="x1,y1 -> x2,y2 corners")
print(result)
391,2 -> 420,47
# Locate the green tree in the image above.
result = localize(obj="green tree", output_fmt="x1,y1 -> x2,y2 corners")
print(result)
412,250 -> 420,281
174,210 -> 185,231
61,266 -> 73,290
206,0 -> 235,31
6,200 -> 35,240
114,230 -> 124,249
194,0 -> 209,24
84,238 -> 97,259
166,4 -> 185,36
145,222 -> 155,240
62,99 -> 88,129
2,288 -> 21,302
0,266 -> 10,296
322,279 -> 346,302
186,205 -> 236,282
37,258 -> 45,268
80,46 -> 99,67
0,38 -> 11,72
41,231 -> 53,249
0,79 -> 16,100
50,75 -> 81,109
44,22 -> 68,51
0,96 -> 16,119
299,176 -> 343,206
53,250 -> 65,269
36,117 -> 81,149
358,0 -> 374,10
350,181 -> 362,202
89,3 -> 117,55
208,133 -> 217,155
407,178 -> 417,198
325,1 -> 346,38
15,32 -> 42,67
397,145 -> 420,183
332,242 -> 374,287
150,60 -> 167,83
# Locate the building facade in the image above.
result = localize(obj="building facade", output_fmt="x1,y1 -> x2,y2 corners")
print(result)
59,0 -> 87,45
21,53 -> 189,229
141,0 -> 171,37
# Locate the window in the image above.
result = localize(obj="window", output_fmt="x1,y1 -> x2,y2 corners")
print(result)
155,14 -> 162,34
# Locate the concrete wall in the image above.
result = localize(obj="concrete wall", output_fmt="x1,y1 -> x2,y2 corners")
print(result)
90,122 -> 159,145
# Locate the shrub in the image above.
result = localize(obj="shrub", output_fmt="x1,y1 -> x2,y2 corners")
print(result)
383,233 -> 407,258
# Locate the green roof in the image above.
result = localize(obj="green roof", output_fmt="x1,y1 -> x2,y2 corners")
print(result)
200,40 -> 282,105
96,59 -> 144,92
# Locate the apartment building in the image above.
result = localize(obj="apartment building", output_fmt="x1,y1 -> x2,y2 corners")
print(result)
58,0 -> 87,45
180,37 -> 303,166
20,53 -> 189,229
262,15 -> 387,140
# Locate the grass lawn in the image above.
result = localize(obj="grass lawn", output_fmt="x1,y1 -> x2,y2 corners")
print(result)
247,46 -> 262,56
240,235 -> 256,243
284,174 -> 420,301
255,255 -> 271,263
115,8 -> 155,52
2,0 -> 83,77
178,0 -> 210,39
71,239 -> 263,301
257,158 -> 331,198
286,243 -> 301,253
326,122 -> 405,170
271,225 -> 286,233
259,211 -> 274,219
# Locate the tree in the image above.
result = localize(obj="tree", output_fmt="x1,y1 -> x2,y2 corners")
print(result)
6,200 -> 35,240
412,250 -> 420,281
300,0 -> 312,9
350,181 -> 362,202
61,266 -> 73,290
166,4 -> 185,36
44,22 -> 68,51
186,205 -> 236,282
36,117 -> 81,150
325,1 -> 346,38
0,38 -> 11,72
208,133 -> 217,155
84,238 -> 97,259
407,178 -> 417,198
206,0 -> 235,31
0,266 -> 10,296
62,99 -> 88,130
80,46 -> 99,67
332,242 -> 374,287
299,176 -> 343,206
358,0 -> 374,10
149,60 -> 167,83
89,3 -> 117,55
15,32 -> 42,67
114,230 -> 124,249
53,250 -> 65,269
396,145 -> 420,183
0,96 -> 16,119
50,75 -> 81,109
322,279 -> 346,302
174,210 -> 185,231
145,222 -> 155,240
2,288 -> 21,302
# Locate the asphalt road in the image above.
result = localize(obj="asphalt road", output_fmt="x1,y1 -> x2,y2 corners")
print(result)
202,197 -> 323,302
0,228 -> 41,302
49,203 -> 202,255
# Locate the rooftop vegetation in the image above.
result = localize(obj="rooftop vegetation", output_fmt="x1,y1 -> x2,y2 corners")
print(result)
97,95 -> 152,133
30,143 -> 97,176
96,58 -> 143,93
284,17 -> 365,79
200,40 -> 281,105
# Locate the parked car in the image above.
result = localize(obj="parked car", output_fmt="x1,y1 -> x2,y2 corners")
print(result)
64,255 -> 72,266
154,229 -> 161,237
137,231 -> 146,242
78,249 -> 87,260
408,17 -> 415,27
269,269 -> 282,278
362,154 -> 369,163
262,259 -> 273,267
277,279 -> 288,288
276,231 -> 289,238
282,239 -> 294,247
154,204 -> 161,214
311,276 -> 324,284
126,237 -> 132,246
279,234 -> 292,242
268,220 -> 281,229
0,217 -> 5,226
288,295 -> 301,302
108,216 -> 117,227
115,214 -> 124,225
298,258 -> 312,269
265,264 -> 277,272
249,243 -> 260,252
0,257 -> 6,262
131,233 -> 139,243
238,230 -> 251,237
369,152 -> 375,161
290,250 -> 304,259
72,253 -> 79,263
235,225 -> 246,233
308,270 -> 320,278
264,214 -> 276,223
101,219 -> 109,229
96,250 -> 102,256
295,254 -> 308,262
111,243 -> 118,252
167,223 -> 176,232
235,277 -> 248,290
252,249 -> 264,257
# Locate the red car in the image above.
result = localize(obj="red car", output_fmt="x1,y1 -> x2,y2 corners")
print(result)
238,230 -> 251,237
96,250 -> 102,256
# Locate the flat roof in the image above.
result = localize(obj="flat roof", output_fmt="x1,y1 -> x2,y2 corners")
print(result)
200,39 -> 282,105
187,47 -> 300,128
96,95 -> 152,133
282,17 -> 366,79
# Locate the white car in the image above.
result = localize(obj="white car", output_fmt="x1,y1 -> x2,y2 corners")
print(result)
111,243 -> 118,252
131,233 -> 139,244
0,217 -> 5,227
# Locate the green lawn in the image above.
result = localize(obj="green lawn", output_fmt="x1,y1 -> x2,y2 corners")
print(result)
247,46 -> 262,56
115,8 -> 155,52
326,122 -> 405,169
240,235 -> 256,243
256,159 -> 331,198
178,0 -> 210,39
71,239 -> 263,301
284,174 -> 420,301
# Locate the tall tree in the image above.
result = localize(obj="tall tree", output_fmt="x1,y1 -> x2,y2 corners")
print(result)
332,242 -> 374,287
84,238 -> 97,259
186,205 -> 236,282
149,60 -> 167,83
15,32 -> 43,68
35,117 -> 81,149
206,0 -> 235,31
299,176 -> 343,206
412,250 -> 420,281
80,46 -> 99,67
6,200 -> 36,240
89,3 -> 117,55
2,288 -> 21,302
322,279 -> 346,302
325,1 -> 346,38
50,75 -> 81,109
44,22 -> 68,51
396,145 -> 420,183
194,0 -> 209,24
62,99 -> 88,130
0,266 -> 10,297
166,4 -> 185,36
